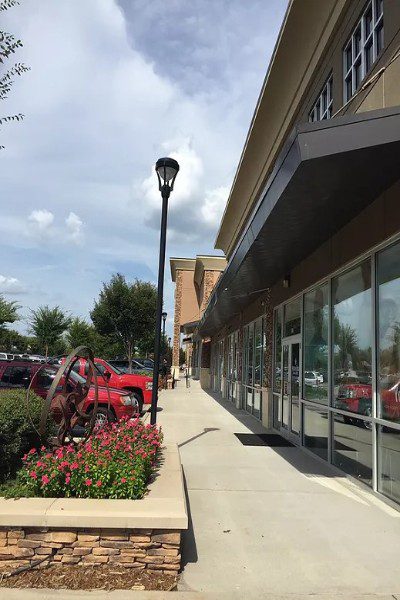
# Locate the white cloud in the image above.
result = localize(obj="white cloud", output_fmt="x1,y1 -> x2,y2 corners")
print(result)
201,186 -> 230,228
65,212 -> 84,244
28,209 -> 54,232
0,0 -> 285,333
0,275 -> 26,294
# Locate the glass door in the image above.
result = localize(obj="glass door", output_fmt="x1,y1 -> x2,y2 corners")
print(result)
281,339 -> 301,436
282,345 -> 290,428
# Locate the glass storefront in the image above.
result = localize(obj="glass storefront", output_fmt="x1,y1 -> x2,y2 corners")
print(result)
226,331 -> 239,403
242,317 -> 265,420
272,237 -> 400,507
332,261 -> 372,417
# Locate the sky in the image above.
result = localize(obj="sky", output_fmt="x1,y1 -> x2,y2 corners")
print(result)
0,0 -> 287,337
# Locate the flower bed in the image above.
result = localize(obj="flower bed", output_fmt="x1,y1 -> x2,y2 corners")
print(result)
11,417 -> 162,500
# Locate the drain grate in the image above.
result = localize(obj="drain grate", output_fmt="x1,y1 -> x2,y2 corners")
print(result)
234,433 -> 295,447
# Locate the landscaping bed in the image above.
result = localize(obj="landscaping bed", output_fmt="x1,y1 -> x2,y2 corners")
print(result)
0,564 -> 178,591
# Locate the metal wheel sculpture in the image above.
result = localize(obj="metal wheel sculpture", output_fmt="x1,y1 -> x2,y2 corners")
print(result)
27,346 -> 110,447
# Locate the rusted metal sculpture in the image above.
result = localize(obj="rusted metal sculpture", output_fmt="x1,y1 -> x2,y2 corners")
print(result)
27,346 -> 109,446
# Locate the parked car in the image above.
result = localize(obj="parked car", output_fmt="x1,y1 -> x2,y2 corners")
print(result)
109,359 -> 152,374
335,383 -> 372,424
136,357 -> 154,370
0,360 -> 138,427
0,352 -> 14,361
335,380 -> 400,426
304,371 -> 323,386
63,357 -> 153,413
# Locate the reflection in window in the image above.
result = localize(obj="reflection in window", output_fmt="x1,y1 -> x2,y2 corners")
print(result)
377,242 -> 400,423
274,309 -> 282,393
333,261 -> 372,417
284,298 -> 301,337
378,425 -> 400,504
303,404 -> 328,460
333,412 -> 372,486
303,284 -> 329,405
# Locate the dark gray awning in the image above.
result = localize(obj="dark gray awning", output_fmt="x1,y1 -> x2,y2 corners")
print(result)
200,107 -> 400,336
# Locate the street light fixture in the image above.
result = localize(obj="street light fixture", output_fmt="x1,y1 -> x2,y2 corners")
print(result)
150,157 -> 179,425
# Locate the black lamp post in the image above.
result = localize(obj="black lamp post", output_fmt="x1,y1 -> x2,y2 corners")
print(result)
150,157 -> 179,425
162,311 -> 167,342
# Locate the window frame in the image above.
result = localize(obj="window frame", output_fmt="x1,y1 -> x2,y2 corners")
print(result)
343,0 -> 384,103
309,74 -> 333,123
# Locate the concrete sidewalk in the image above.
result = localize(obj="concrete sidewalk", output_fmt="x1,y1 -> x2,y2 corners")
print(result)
2,381 -> 400,600
156,380 -> 400,598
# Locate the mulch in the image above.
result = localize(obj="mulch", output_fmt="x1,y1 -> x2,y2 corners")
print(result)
0,564 -> 178,591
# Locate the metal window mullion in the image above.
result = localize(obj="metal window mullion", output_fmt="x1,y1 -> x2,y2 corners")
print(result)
361,14 -> 366,85
372,0 -> 377,62
371,251 -> 378,491
328,277 -> 333,464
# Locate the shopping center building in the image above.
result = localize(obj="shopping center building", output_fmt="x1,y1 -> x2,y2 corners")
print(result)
171,0 -> 400,507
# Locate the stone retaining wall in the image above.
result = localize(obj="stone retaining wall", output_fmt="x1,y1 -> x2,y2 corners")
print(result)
0,527 -> 181,575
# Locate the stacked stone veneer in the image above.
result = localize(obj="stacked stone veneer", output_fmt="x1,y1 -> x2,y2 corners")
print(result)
0,527 -> 181,574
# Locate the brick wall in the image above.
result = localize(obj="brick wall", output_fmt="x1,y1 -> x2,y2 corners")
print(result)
172,269 -> 183,367
0,527 -> 181,575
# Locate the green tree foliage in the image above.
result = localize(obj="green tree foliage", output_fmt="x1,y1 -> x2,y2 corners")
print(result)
28,305 -> 71,358
0,294 -> 19,329
0,0 -> 30,149
91,274 -> 157,371
66,317 -> 95,350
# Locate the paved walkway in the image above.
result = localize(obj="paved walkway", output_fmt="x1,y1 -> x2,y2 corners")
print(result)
156,379 -> 400,598
2,381 -> 400,600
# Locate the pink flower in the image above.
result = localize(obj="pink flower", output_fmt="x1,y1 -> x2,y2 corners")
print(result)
96,480 -> 102,487
120,477 -> 127,483
41,475 -> 49,485
70,462 -> 79,470
29,448 -> 36,455
65,476 -> 71,484
36,460 -> 44,468
29,471 -> 37,479
85,479 -> 92,487
60,461 -> 69,469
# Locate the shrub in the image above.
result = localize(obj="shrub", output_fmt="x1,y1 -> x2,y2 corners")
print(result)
17,417 -> 162,499
0,389 -> 48,483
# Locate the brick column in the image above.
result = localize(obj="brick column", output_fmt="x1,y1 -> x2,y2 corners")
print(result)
172,269 -> 183,372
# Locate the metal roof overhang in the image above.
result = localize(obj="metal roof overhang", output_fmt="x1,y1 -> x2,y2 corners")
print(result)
200,107 -> 400,337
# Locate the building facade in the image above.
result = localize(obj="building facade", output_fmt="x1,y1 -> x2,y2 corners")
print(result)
195,0 -> 400,507
170,256 -> 226,380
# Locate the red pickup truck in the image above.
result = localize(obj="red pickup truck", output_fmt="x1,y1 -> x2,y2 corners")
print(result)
0,361 -> 138,427
66,357 -> 153,414
336,380 -> 400,423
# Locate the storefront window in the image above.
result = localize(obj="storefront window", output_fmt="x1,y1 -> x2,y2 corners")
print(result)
377,241 -> 400,423
247,324 -> 254,387
284,297 -> 301,337
274,309 -> 282,393
303,404 -> 328,461
332,412 -> 372,486
303,284 -> 329,405
254,319 -> 263,387
332,261 -> 372,416
378,425 -> 400,504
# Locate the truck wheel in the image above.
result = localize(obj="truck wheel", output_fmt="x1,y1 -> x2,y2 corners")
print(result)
92,407 -> 115,429
132,392 -> 143,415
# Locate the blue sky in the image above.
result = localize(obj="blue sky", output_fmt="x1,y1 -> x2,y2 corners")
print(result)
0,0 -> 286,337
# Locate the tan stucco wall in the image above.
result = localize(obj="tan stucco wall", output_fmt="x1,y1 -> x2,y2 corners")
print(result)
180,270 -> 200,326
216,0 -> 400,260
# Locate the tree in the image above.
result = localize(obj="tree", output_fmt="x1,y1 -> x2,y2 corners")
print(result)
0,0 -> 30,149
28,305 -> 71,358
66,317 -> 95,350
0,294 -> 19,329
91,274 -> 157,372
